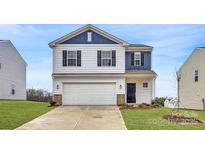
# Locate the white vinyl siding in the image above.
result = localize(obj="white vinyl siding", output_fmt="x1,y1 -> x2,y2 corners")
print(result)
53,44 -> 125,73
178,48 -> 205,110
126,78 -> 153,104
0,41 -> 26,100
62,83 -> 116,105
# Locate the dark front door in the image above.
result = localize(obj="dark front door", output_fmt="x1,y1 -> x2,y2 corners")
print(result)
127,83 -> 136,103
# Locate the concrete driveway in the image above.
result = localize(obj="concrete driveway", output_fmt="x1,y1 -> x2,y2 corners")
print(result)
16,106 -> 126,130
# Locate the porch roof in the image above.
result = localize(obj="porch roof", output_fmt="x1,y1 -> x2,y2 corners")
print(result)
125,70 -> 157,77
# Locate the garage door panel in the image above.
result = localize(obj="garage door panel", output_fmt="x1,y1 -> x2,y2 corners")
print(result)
63,83 -> 116,105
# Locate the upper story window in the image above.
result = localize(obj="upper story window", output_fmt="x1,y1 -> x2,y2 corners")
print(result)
143,82 -> 149,88
194,69 -> 199,82
97,50 -> 116,67
101,51 -> 112,66
87,32 -> 92,42
67,51 -> 77,66
62,50 -> 81,67
134,52 -> 141,66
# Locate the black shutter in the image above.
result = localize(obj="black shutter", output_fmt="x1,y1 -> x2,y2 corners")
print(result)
131,52 -> 134,66
62,50 -> 67,66
141,52 -> 144,66
97,50 -> 101,66
112,50 -> 116,66
77,50 -> 81,66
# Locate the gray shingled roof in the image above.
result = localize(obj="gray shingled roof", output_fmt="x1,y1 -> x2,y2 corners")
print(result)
0,40 -> 9,43
128,44 -> 153,48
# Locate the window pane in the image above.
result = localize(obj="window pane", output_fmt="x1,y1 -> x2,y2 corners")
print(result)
67,51 -> 77,66
102,51 -> 112,58
134,52 -> 141,66
68,51 -> 76,59
11,89 -> 15,95
68,59 -> 76,66
195,70 -> 198,76
102,59 -> 111,66
195,76 -> 198,82
101,51 -> 112,66
135,60 -> 140,66
143,82 -> 148,88
194,70 -> 199,82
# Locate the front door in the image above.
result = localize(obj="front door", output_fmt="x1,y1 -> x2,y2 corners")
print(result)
127,83 -> 136,103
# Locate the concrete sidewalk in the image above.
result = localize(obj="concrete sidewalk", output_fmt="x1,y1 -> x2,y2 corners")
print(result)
16,106 -> 126,130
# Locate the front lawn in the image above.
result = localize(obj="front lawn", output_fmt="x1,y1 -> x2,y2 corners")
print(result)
120,107 -> 205,130
0,100 -> 54,129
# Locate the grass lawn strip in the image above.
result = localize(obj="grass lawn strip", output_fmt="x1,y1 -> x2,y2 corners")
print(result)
0,100 -> 54,129
120,108 -> 205,130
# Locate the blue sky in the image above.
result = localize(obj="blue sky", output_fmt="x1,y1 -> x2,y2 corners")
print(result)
0,24 -> 205,97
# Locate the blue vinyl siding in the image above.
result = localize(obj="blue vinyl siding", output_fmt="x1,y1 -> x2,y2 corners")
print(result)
61,30 -> 118,44
126,52 -> 151,70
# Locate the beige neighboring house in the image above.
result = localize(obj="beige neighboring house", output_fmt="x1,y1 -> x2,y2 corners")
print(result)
0,40 -> 27,100
178,47 -> 205,110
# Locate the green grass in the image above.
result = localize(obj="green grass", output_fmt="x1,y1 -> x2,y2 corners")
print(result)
0,100 -> 54,129
120,107 -> 205,130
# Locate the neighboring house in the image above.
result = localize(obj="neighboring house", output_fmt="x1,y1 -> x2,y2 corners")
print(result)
49,24 -> 157,105
178,47 -> 205,110
0,40 -> 27,100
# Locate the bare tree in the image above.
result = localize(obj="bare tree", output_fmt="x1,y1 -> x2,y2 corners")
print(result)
27,89 -> 52,102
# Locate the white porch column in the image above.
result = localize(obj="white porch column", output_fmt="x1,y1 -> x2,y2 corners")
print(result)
152,78 -> 156,99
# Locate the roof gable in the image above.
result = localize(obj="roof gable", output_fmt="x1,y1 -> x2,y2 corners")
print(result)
178,48 -> 205,73
61,29 -> 118,44
49,24 -> 129,47
0,40 -> 27,65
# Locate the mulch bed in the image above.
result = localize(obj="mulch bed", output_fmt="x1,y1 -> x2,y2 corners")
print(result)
119,103 -> 162,110
163,114 -> 203,124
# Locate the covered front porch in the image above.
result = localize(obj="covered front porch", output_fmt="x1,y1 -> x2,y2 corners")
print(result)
125,70 -> 157,104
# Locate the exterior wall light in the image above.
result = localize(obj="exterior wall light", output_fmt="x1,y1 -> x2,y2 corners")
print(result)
119,85 -> 122,89
56,84 -> 59,90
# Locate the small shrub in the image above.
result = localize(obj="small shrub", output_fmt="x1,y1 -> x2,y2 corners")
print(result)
49,101 -> 57,107
152,97 -> 167,106
139,103 -> 152,109
119,102 -> 162,109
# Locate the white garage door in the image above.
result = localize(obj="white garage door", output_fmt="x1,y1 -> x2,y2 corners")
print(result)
62,83 -> 116,105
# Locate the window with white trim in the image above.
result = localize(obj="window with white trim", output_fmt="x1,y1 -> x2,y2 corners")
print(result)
101,51 -> 112,66
134,52 -> 141,66
67,51 -> 77,66
143,82 -> 149,88
194,69 -> 199,82
87,32 -> 92,42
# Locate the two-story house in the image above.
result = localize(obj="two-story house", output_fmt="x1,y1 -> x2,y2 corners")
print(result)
178,47 -> 205,110
49,25 -> 157,105
0,40 -> 27,100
